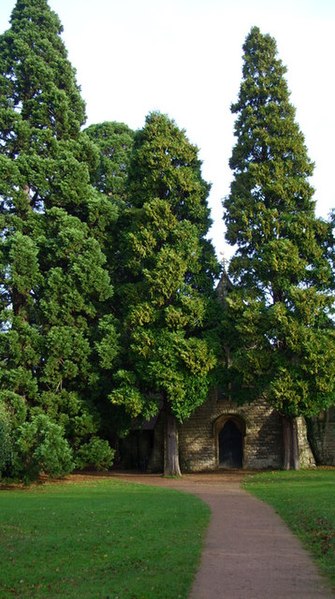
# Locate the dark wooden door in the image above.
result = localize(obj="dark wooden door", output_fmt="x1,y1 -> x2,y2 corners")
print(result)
219,420 -> 243,468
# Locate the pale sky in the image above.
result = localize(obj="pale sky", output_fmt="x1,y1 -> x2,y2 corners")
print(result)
1,0 -> 335,260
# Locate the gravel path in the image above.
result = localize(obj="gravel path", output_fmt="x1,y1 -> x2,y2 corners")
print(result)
112,472 -> 334,599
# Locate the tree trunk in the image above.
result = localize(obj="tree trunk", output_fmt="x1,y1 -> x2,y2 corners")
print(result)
12,288 -> 28,320
291,418 -> 300,470
282,416 -> 300,470
282,416 -> 291,470
164,406 -> 182,477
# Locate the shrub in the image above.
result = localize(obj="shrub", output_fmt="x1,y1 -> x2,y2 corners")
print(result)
0,391 -> 27,427
14,414 -> 74,481
75,437 -> 115,471
0,405 -> 13,477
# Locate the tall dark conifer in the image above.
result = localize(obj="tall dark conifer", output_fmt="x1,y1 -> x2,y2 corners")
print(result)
0,0 -> 117,476
83,121 -> 135,442
223,27 -> 335,469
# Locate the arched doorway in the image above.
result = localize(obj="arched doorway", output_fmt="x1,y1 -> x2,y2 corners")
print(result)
219,419 -> 243,468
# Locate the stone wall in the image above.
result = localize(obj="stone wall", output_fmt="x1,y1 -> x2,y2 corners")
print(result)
143,390 -> 320,473
307,409 -> 335,466
178,389 -> 284,471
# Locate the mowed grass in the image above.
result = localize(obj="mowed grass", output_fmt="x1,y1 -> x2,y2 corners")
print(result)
244,469 -> 335,589
0,477 -> 210,599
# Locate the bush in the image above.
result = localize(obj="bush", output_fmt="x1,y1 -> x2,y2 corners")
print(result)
14,414 -> 74,482
0,391 -> 27,427
0,406 -> 13,477
0,392 -> 29,479
75,437 -> 115,471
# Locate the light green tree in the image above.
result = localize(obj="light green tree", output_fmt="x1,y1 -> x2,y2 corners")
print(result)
110,112 -> 220,475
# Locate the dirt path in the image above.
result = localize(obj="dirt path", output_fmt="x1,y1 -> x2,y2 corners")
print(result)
112,472 -> 334,599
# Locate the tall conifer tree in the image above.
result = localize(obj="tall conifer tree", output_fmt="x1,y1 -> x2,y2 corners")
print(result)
84,121 -> 135,441
110,112 -> 220,476
0,0 -> 117,476
223,27 -> 335,469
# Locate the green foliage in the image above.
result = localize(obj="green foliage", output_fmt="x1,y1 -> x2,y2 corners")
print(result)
0,403 -> 13,475
0,390 -> 27,427
75,437 -> 115,471
111,112 -> 220,432
110,370 -> 149,418
8,232 -> 41,300
32,390 -> 101,452
38,208 -> 113,326
14,414 -> 74,481
223,27 -> 335,418
127,113 -> 211,226
95,315 -> 120,370
0,0 -> 119,481
0,393 -> 27,476
84,121 -> 134,202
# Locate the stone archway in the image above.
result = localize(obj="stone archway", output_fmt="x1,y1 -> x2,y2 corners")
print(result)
214,415 -> 245,469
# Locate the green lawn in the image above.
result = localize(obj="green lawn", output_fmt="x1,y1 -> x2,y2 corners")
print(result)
244,469 -> 335,589
0,477 -> 210,599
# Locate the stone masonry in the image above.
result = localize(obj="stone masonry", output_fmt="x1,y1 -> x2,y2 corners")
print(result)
145,388 -> 315,472
178,388 -> 284,471
307,408 -> 335,466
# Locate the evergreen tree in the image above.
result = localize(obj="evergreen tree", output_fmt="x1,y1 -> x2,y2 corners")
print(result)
84,120 -> 134,291
223,27 -> 335,469
110,112 -> 220,475
84,121 -> 134,204
0,0 -> 117,477
83,122 -> 136,441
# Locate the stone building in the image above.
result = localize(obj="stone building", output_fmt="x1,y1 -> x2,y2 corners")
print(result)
177,390 -> 315,471
118,388 -> 323,472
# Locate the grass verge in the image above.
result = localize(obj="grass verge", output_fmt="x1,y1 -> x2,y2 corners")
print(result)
0,477 -> 210,599
244,469 -> 335,590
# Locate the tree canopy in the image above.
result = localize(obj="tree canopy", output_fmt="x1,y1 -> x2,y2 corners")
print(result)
84,121 -> 134,203
1,3 -> 334,480
109,112 -> 220,475
222,26 -> 335,468
0,0 -> 117,478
